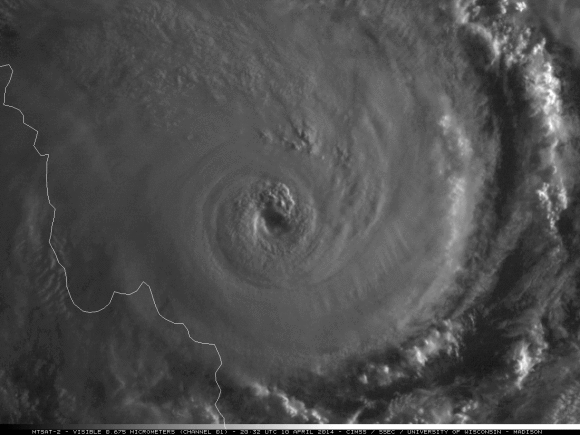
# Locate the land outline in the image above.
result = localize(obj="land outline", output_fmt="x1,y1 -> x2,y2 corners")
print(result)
1,63 -> 227,428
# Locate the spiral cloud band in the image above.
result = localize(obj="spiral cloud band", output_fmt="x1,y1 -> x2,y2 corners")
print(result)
125,1 -> 486,377
2,0 -> 491,382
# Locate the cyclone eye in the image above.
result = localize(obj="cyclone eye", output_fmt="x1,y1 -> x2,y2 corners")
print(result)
257,183 -> 296,236
261,206 -> 291,236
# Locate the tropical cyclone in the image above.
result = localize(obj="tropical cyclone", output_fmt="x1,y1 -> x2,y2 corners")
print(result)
136,0 -> 489,379
1,0 -> 492,383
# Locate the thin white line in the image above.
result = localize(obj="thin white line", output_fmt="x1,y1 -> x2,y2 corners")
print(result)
1,64 -> 227,429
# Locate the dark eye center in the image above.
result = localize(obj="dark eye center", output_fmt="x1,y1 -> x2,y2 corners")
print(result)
261,206 -> 291,235
255,182 -> 297,236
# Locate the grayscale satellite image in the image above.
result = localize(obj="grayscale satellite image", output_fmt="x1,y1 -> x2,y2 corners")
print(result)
1,0 -> 580,427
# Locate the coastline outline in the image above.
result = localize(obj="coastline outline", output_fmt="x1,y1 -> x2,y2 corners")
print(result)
1,63 -> 227,428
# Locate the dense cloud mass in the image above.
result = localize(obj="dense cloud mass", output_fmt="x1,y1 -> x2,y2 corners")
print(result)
1,0 -> 580,425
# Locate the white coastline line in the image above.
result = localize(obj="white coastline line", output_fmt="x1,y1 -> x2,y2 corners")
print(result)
1,63 -> 227,428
